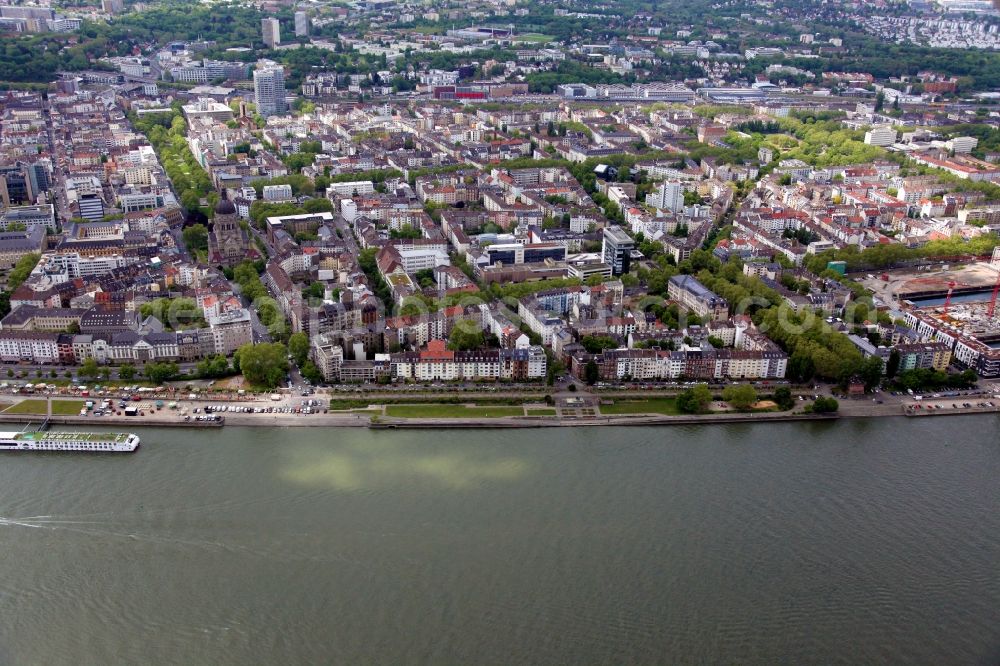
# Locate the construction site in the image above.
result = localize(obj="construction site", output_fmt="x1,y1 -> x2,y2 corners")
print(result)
859,250 -> 1000,375
863,247 -> 1000,317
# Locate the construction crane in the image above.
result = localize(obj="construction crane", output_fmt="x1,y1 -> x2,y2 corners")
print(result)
943,281 -> 957,315
988,272 -> 1000,319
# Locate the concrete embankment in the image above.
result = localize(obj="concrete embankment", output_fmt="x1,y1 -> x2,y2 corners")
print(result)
369,412 -> 842,429
2,397 -> 996,431
903,405 -> 1000,418
0,413 -> 223,428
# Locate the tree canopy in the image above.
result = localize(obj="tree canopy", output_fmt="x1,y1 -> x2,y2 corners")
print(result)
8,253 -> 39,291
447,321 -> 486,351
722,384 -> 758,411
288,332 -> 311,366
677,384 -> 713,413
235,342 -> 288,388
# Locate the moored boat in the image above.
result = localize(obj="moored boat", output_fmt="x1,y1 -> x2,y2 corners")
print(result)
0,430 -> 139,453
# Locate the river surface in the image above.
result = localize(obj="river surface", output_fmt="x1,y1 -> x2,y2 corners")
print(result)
0,417 -> 998,665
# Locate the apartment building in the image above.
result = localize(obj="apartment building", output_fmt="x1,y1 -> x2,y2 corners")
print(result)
208,309 -> 253,356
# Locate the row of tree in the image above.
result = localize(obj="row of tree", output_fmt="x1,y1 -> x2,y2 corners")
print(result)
130,106 -> 213,213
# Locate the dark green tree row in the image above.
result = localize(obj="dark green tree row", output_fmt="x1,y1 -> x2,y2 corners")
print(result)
804,234 -> 1000,274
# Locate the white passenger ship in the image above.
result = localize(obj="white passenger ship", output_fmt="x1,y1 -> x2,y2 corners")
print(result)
0,430 -> 140,453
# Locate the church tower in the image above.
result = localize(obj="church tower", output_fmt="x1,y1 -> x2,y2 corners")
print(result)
207,189 -> 252,266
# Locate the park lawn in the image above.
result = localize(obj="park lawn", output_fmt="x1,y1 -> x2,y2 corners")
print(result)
599,397 -> 681,416
411,25 -> 445,35
526,408 -> 557,416
385,404 -> 526,419
327,401 -> 376,410
4,399 -> 86,416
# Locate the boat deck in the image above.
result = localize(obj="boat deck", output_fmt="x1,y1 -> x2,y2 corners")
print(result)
4,431 -> 132,443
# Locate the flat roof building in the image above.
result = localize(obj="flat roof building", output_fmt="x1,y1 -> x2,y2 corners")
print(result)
602,226 -> 634,276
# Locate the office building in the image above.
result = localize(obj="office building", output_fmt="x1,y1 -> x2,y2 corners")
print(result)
0,204 -> 54,232
77,194 -> 105,222
169,59 -> 250,83
602,226 -> 634,276
482,242 -> 566,266
253,65 -> 287,116
294,11 -> 309,37
262,17 -> 280,48
864,125 -> 897,147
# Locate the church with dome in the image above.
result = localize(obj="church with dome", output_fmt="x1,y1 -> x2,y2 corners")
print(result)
207,189 -> 256,266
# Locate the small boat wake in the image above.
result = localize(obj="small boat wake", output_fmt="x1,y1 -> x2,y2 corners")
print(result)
0,513 -> 363,564
0,514 -> 242,552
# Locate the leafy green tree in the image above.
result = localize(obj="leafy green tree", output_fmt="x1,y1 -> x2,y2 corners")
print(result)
580,335 -> 619,354
811,397 -> 839,413
8,253 -> 40,290
118,364 -> 137,380
894,368 -> 977,391
723,384 -> 758,411
235,342 -> 288,388
232,261 -> 271,303
390,224 -> 423,240
78,357 -> 100,379
288,332 -> 311,366
196,355 -> 230,379
300,359 -> 323,385
787,352 -> 816,383
447,322 -> 485,351
584,360 -> 599,385
182,224 -> 209,253
303,282 -> 325,300
144,362 -> 179,384
677,383 -> 713,414
885,349 -> 900,379
413,268 -> 436,289
181,190 -> 202,212
773,386 -> 794,410
140,298 -> 205,330
859,356 -> 884,390
546,351 -> 566,387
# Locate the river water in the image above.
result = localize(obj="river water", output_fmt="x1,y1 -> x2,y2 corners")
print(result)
0,417 -> 998,665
